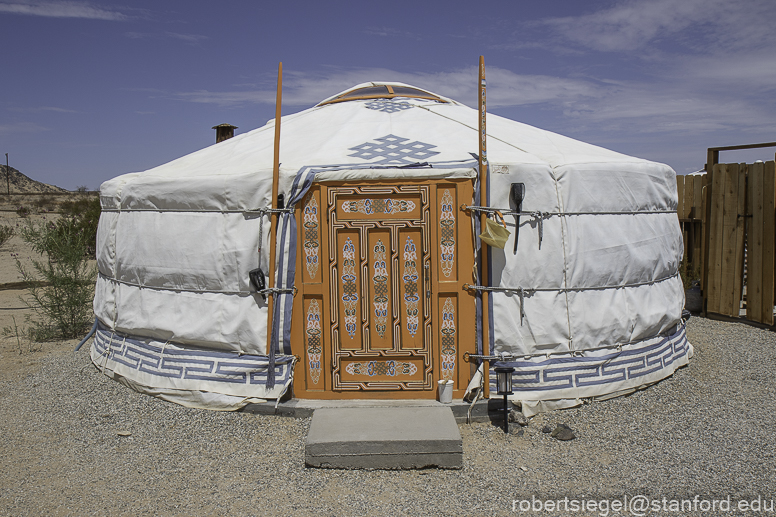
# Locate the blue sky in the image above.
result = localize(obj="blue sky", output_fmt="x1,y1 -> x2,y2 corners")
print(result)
1,0 -> 775,190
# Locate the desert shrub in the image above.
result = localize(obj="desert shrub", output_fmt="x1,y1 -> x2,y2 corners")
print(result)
33,195 -> 56,212
60,195 -> 99,217
57,196 -> 101,256
0,224 -> 14,247
2,316 -> 41,354
16,205 -> 29,218
16,216 -> 97,341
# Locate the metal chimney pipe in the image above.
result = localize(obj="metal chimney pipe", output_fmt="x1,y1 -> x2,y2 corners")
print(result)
212,124 -> 238,143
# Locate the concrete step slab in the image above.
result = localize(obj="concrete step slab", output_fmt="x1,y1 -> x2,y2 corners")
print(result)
242,397 -> 496,424
305,406 -> 462,470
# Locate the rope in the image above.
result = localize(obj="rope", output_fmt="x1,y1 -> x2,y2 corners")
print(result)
97,273 -> 297,298
464,272 -> 679,325
465,347 -> 612,362
463,205 -> 677,216
249,208 -> 294,215
466,205 -> 677,249
463,271 -> 679,295
99,207 -> 295,214
98,273 -> 253,295
97,331 -> 115,374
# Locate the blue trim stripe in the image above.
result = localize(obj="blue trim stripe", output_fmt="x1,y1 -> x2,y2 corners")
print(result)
94,326 -> 293,387
491,323 -> 689,393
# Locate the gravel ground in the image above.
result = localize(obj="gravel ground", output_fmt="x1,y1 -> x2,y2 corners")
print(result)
1,317 -> 775,516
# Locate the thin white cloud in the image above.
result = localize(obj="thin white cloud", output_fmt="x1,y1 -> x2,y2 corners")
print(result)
478,0 -> 776,143
175,89 -> 276,107
165,32 -> 208,44
171,49 -> 774,163
173,66 -> 606,110
9,105 -> 77,113
170,61 -> 776,140
124,31 -> 209,44
675,50 -> 776,94
0,122 -> 49,135
363,27 -> 420,39
0,1 -> 129,20
538,0 -> 776,54
563,86 -> 771,135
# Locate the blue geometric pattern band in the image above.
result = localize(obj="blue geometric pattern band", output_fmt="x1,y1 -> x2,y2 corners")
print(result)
490,322 -> 690,397
92,324 -> 293,393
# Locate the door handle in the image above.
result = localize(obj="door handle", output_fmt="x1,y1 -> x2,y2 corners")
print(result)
424,263 -> 431,300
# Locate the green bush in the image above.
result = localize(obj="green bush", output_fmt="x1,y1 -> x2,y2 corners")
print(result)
33,195 -> 55,211
0,224 -> 14,247
58,196 -> 101,256
16,216 -> 97,341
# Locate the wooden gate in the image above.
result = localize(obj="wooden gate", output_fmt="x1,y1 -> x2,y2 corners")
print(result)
702,160 -> 776,325
291,179 -> 476,399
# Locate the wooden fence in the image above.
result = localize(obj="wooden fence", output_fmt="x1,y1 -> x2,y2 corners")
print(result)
676,174 -> 706,276
695,160 -> 776,325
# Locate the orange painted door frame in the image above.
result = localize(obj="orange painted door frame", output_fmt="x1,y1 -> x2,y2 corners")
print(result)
291,179 -> 476,399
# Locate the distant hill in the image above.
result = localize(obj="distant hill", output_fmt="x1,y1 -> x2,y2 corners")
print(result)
0,165 -> 68,194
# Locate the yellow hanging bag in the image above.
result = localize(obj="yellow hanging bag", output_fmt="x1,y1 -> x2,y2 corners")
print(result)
478,210 -> 510,249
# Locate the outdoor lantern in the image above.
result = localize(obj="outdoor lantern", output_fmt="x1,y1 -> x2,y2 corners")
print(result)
495,366 -> 514,395
495,366 -> 515,433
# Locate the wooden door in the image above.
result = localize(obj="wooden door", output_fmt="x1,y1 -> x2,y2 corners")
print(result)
292,179 -> 475,398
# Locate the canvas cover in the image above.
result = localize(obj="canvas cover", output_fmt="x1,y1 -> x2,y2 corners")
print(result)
92,82 -> 691,410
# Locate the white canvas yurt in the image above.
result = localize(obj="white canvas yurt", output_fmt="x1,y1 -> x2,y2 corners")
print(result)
92,82 -> 692,414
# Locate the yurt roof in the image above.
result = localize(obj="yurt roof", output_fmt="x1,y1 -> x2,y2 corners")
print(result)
115,82 -> 655,183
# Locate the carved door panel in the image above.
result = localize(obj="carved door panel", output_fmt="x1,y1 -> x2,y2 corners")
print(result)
293,180 -> 474,397
328,185 -> 431,390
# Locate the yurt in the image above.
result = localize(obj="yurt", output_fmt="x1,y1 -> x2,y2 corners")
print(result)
91,81 -> 692,414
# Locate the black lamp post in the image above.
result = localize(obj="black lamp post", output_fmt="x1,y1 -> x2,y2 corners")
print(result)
495,366 -> 515,433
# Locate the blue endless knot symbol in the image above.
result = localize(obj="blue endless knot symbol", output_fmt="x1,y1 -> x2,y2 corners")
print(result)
347,134 -> 440,164
364,100 -> 414,113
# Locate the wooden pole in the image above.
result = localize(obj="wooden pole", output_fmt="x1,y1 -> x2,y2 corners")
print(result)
701,147 -> 718,317
266,62 -> 282,353
478,56 -> 490,399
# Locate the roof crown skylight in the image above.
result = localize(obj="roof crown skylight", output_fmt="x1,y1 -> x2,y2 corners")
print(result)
317,83 -> 448,106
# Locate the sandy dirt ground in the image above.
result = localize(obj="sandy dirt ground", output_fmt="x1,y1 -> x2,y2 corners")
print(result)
1,203 -> 774,516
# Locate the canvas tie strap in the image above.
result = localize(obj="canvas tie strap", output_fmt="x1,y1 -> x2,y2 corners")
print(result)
465,206 -> 676,251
